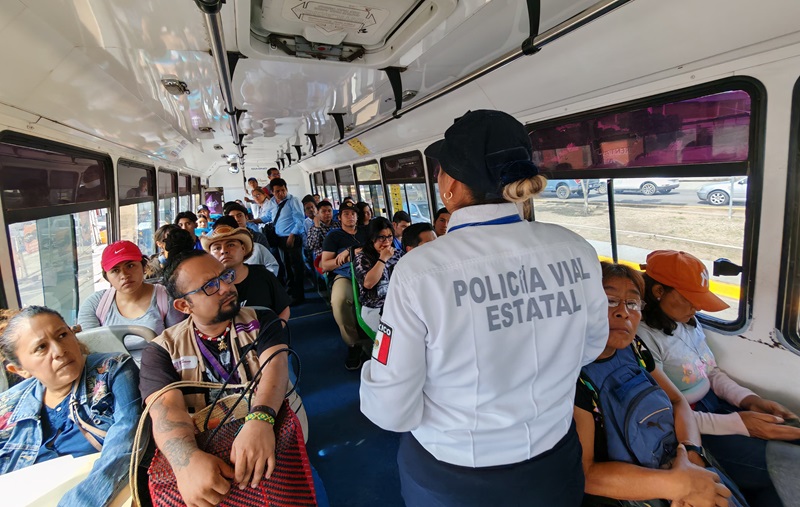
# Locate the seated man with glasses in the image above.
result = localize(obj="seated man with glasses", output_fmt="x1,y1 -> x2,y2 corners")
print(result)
138,244 -> 289,506
353,217 -> 402,334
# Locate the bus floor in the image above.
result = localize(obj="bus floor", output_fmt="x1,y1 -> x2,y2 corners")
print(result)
289,290 -> 403,507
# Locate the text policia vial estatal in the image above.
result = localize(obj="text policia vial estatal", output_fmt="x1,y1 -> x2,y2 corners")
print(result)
452,257 -> 592,332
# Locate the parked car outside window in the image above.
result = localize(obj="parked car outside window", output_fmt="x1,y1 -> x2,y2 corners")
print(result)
696,177 -> 747,206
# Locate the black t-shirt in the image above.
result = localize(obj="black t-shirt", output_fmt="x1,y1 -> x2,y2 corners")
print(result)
322,228 -> 366,278
139,308 -> 287,403
574,337 -> 656,462
236,264 -> 290,314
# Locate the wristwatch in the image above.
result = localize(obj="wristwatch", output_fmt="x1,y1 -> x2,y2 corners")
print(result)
683,443 -> 710,466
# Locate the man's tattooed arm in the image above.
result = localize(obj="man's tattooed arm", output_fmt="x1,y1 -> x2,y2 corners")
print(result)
149,391 -> 200,471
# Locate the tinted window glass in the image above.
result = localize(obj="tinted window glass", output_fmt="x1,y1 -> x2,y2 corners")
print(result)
314,172 -> 324,187
118,160 -> 154,200
381,152 -> 425,183
179,175 -> 190,195
336,166 -> 355,184
0,142 -> 109,209
355,161 -> 380,182
158,170 -> 177,196
323,170 -> 336,185
530,90 -> 751,173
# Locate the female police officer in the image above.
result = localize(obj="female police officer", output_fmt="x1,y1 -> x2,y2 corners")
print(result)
360,110 -> 608,506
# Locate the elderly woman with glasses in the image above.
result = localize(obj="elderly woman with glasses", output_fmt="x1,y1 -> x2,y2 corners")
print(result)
353,217 -> 402,332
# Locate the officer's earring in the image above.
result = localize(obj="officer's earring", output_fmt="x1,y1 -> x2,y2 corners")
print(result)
443,191 -> 453,202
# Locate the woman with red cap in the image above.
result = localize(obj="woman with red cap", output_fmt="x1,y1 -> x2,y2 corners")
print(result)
638,249 -> 800,506
77,241 -> 184,334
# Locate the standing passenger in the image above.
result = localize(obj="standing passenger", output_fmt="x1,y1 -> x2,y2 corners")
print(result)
433,207 -> 450,237
360,110 -> 608,506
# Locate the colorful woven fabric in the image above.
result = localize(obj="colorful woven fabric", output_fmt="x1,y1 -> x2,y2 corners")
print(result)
148,399 -> 316,506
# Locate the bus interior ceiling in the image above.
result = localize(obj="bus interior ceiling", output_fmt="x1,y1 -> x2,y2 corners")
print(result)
0,0 -> 800,410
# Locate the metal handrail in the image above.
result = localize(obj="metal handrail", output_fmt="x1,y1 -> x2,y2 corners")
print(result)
311,0 -> 634,157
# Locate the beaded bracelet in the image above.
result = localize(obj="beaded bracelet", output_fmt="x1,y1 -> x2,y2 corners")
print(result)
245,411 -> 275,425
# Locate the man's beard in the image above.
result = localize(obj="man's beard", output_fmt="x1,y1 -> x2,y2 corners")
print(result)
212,296 -> 240,323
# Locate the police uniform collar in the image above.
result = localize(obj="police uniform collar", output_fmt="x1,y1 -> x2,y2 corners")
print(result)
446,203 -> 520,233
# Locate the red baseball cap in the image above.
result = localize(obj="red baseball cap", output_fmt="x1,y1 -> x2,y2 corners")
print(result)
102,241 -> 144,272
643,250 -> 729,312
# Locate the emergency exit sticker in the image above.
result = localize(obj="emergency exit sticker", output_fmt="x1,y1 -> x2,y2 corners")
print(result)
286,1 -> 388,34
347,138 -> 371,156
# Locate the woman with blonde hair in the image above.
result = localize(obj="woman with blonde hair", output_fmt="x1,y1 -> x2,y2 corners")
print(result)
361,110 -> 608,506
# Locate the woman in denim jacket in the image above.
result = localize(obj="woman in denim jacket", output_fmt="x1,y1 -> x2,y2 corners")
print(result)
0,306 -> 141,506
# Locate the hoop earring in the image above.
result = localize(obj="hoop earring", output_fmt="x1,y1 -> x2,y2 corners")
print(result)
443,191 -> 453,202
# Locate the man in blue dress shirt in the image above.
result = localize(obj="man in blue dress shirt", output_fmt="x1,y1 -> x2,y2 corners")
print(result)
253,178 -> 306,305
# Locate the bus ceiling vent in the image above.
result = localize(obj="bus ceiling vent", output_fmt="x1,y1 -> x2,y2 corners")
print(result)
251,0 -> 458,67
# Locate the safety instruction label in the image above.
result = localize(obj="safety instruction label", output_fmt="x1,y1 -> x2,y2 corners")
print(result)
286,1 -> 387,34
347,138 -> 371,156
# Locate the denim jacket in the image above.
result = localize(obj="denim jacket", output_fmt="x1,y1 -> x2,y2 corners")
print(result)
0,352 -> 141,506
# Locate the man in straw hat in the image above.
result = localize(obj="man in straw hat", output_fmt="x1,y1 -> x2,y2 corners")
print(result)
201,222 -> 290,322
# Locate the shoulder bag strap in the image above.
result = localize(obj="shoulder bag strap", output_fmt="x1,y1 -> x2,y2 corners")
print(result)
129,380 -> 248,506
68,380 -> 107,452
95,287 -> 116,325
272,198 -> 289,225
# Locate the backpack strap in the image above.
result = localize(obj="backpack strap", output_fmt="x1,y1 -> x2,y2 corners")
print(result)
154,284 -> 169,321
94,288 -> 116,326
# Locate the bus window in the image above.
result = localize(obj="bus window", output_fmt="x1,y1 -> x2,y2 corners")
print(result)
191,177 -> 201,210
118,160 -> 156,255
10,212 -> 109,323
336,166 -> 357,205
179,174 -> 191,212
322,169 -> 339,207
381,152 -> 430,223
158,169 -> 177,225
0,134 -> 112,323
355,161 -> 386,217
529,80 -> 760,330
425,155 -> 445,211
779,76 -> 800,350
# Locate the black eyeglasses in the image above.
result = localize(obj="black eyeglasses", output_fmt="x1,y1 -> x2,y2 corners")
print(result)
177,269 -> 236,298
375,235 -> 394,242
607,297 -> 646,312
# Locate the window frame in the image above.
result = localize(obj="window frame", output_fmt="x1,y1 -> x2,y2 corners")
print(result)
778,76 -> 800,352
526,77 -> 766,333
117,159 -> 156,206
0,131 -> 115,223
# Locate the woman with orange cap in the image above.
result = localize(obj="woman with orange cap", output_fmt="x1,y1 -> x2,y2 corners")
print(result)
638,249 -> 800,506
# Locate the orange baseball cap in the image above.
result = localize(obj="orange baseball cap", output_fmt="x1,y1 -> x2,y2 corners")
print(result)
643,250 -> 729,312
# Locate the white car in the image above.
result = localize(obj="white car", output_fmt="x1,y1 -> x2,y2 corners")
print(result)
612,178 -> 680,196
696,177 -> 748,206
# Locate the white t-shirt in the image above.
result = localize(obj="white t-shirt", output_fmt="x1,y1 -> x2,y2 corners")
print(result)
360,203 -> 608,467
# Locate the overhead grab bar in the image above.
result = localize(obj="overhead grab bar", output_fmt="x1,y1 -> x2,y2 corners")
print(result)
311,0 -> 634,158
193,0 -> 244,162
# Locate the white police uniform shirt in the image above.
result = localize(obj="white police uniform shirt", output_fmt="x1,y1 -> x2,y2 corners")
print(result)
360,203 -> 608,468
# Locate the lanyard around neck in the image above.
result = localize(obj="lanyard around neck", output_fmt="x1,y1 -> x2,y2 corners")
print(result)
448,214 -> 523,233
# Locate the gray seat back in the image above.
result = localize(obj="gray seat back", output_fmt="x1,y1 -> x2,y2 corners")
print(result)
76,325 -> 158,366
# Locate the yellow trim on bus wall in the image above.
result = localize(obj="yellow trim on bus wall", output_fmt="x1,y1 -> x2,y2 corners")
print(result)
598,256 -> 741,300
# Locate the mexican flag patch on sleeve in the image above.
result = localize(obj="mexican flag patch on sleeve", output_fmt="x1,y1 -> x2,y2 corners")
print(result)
372,321 -> 392,365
